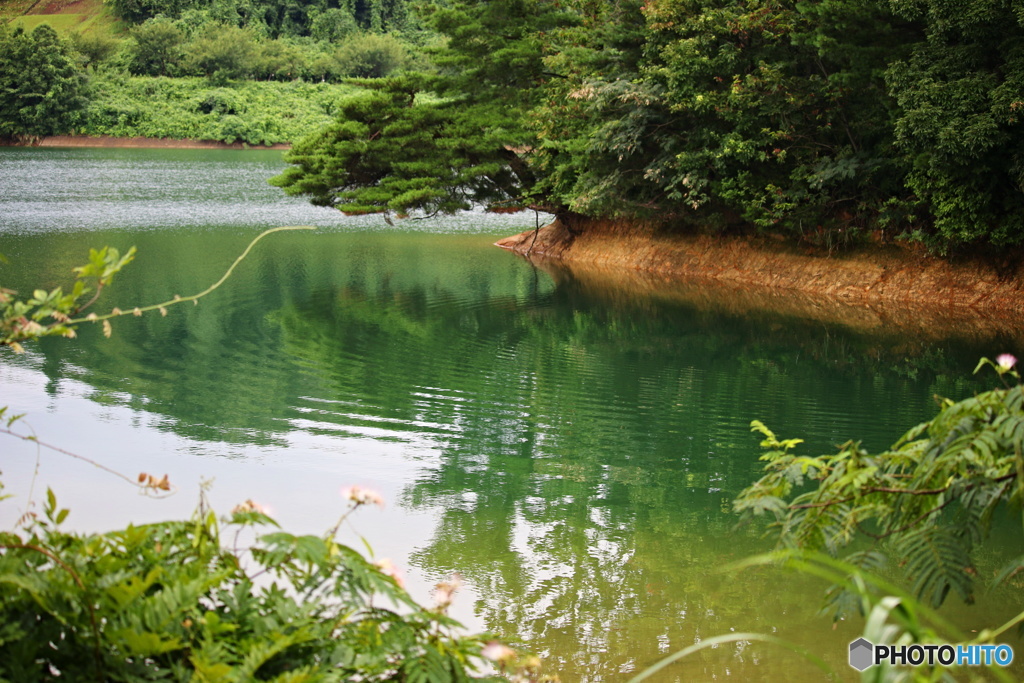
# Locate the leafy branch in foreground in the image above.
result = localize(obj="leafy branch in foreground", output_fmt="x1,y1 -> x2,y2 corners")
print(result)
0,480 -> 532,681
633,359 -> 1024,682
0,441 -> 558,683
1,226 -> 313,353
1,245 -> 136,352
734,355 -> 1024,610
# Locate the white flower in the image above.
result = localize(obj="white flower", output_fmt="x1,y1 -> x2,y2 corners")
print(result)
997,353 -> 1017,371
374,558 -> 405,588
433,573 -> 464,610
481,641 -> 516,665
340,485 -> 385,508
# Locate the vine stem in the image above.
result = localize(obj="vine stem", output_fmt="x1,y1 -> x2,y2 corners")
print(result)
66,226 -> 316,325
985,608 -> 1024,641
1,427 -> 174,495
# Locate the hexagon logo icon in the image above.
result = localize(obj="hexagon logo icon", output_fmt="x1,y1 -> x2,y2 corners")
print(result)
849,638 -> 874,671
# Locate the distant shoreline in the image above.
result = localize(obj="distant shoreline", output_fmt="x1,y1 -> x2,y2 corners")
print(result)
6,135 -> 291,150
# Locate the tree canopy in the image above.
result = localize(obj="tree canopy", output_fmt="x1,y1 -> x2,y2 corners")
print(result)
107,0 -> 415,37
0,25 -> 88,139
274,0 -> 1024,250
272,1 -> 578,216
271,79 -> 527,215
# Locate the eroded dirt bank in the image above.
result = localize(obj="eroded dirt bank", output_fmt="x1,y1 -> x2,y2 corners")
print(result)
497,218 -> 1024,344
16,135 -> 290,150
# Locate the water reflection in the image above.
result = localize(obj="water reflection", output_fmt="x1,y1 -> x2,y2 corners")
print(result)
3,147 -> 1023,681
263,243 -> 1017,678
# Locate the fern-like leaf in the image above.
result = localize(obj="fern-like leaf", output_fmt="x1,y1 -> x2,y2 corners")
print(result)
896,526 -> 974,608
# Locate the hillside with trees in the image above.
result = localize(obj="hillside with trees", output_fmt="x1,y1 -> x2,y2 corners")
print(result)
0,23 -> 88,138
271,0 -> 1024,252
2,0 -> 1023,249
0,0 -> 428,145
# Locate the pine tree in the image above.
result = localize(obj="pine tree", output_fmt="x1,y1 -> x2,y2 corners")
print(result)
271,0 -> 577,217
272,76 -> 530,215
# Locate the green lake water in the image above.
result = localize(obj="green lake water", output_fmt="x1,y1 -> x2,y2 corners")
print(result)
1,146 -> 1022,681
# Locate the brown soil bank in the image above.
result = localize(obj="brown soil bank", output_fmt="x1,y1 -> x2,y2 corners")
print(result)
496,218 -> 1024,344
21,135 -> 290,150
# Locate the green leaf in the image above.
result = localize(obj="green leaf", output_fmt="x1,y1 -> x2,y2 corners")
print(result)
896,526 -> 974,608
992,554 -> 1024,588
110,628 -> 183,656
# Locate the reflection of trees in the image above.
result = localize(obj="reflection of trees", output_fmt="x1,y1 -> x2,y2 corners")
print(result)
396,357 -> 822,678
273,275 -> 994,679
13,227 -> 990,453
14,230 -> 543,446
9,229 -> 1008,678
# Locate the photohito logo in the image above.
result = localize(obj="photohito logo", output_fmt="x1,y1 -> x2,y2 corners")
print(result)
849,638 -> 1014,671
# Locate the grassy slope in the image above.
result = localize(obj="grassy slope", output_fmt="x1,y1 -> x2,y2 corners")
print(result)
0,0 -> 43,18
3,0 -> 124,34
79,76 -> 360,145
3,0 -> 125,35
2,0 -> 356,145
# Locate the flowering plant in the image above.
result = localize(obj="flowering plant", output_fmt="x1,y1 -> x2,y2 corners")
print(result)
0,480 -> 519,681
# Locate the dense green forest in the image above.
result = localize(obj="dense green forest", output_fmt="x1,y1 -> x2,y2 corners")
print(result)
271,0 -> 1024,251
2,0 -> 1023,247
0,0 -> 427,144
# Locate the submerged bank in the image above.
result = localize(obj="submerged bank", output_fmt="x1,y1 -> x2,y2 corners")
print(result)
497,218 -> 1024,344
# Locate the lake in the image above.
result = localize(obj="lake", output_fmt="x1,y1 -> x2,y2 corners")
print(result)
1,146 -> 1021,681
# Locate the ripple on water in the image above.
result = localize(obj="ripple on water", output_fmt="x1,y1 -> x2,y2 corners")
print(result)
3,147 -> 1015,683
0,147 -> 550,234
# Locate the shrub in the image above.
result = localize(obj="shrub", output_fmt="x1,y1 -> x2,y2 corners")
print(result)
0,24 -> 89,138
79,75 -> 358,144
634,358 -> 1024,682
331,32 -> 409,78
184,24 -> 261,83
0,477 -> 504,681
194,87 -> 241,115
735,356 -> 1024,610
252,39 -> 307,81
127,17 -> 186,76
69,31 -> 123,68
